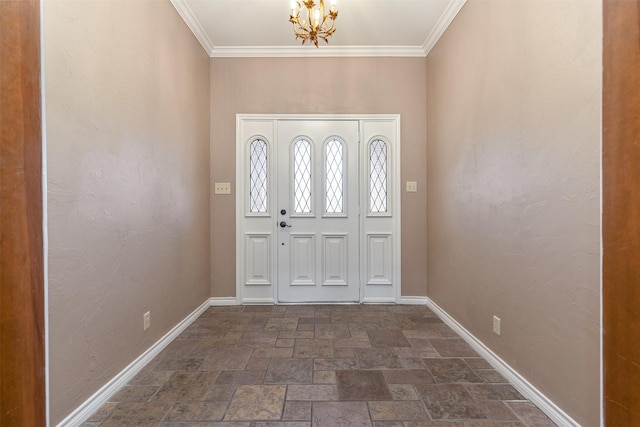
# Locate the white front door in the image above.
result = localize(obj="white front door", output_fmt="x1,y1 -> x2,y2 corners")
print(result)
276,120 -> 360,302
236,115 -> 400,305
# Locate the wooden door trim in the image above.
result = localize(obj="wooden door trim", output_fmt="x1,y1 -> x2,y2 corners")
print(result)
0,0 -> 46,425
603,0 -> 640,424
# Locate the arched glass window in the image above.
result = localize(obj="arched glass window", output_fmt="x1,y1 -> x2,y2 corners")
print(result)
293,138 -> 312,213
369,139 -> 388,213
249,138 -> 268,213
325,138 -> 344,214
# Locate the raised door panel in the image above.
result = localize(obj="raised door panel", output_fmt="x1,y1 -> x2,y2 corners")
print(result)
323,234 -> 348,286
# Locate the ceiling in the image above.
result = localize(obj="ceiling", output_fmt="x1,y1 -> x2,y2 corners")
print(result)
170,0 -> 468,57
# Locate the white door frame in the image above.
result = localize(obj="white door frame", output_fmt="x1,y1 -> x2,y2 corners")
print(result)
235,114 -> 401,304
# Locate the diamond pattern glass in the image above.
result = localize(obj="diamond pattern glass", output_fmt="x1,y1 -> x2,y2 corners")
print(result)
370,139 -> 387,213
293,139 -> 312,213
249,139 -> 268,213
325,139 -> 344,214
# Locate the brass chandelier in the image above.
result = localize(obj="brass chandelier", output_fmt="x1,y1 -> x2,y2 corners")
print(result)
289,0 -> 338,47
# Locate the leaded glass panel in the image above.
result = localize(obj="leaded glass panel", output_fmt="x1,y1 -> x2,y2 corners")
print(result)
293,139 -> 312,213
325,139 -> 344,214
249,139 -> 268,213
370,139 -> 387,213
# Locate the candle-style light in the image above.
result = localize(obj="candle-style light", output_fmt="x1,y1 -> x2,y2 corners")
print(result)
289,0 -> 338,47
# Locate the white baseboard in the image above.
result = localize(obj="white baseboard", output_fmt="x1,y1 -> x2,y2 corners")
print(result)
240,298 -> 276,304
210,297 -> 239,306
400,296 -> 430,305
362,297 -> 397,304
56,298 -> 213,427
57,295 -> 578,427
424,298 -> 580,427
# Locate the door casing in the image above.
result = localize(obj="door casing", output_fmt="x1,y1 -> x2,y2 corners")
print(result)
0,0 -> 46,424
235,114 -> 401,304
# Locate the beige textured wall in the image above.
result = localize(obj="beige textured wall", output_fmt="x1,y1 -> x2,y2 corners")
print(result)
426,1 -> 601,425
210,57 -> 427,298
44,1 -> 210,423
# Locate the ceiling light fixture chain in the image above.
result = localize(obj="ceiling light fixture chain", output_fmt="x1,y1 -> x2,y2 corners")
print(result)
289,0 -> 338,47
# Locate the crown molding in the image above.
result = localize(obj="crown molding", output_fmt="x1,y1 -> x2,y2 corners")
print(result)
422,0 -> 468,56
170,0 -> 215,55
172,0 -> 465,59
210,45 -> 427,58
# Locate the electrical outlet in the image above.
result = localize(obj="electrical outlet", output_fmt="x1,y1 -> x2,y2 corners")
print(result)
214,182 -> 231,194
143,311 -> 151,331
493,315 -> 501,336
406,181 -> 418,192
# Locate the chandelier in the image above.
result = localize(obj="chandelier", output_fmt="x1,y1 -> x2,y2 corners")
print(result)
289,0 -> 338,47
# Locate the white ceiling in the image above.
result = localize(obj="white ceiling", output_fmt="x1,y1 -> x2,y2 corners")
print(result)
170,0 -> 468,57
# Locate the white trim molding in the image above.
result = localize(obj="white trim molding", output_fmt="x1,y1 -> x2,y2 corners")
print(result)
56,299 -> 214,427
55,294 -> 578,426
170,0 -> 215,55
422,0 -> 469,56
362,297 -> 397,304
241,298 -> 277,305
210,297 -> 240,306
425,298 -> 580,427
171,0 -> 466,58
236,115 -> 401,305
400,296 -> 430,305
211,45 -> 426,58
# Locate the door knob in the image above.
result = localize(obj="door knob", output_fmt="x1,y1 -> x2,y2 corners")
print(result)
279,221 -> 292,228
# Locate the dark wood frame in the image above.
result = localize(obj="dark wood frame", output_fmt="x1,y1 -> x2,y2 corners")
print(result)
603,0 -> 640,424
0,0 -> 46,425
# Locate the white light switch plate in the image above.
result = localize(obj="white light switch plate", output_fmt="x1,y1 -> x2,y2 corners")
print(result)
406,181 -> 417,192
143,311 -> 151,331
493,315 -> 501,336
214,182 -> 231,194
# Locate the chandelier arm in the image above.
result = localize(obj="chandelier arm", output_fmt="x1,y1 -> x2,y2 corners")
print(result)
321,13 -> 334,35
292,25 -> 302,37
326,17 -> 335,31
319,0 -> 325,29
325,20 -> 335,37
292,18 -> 311,38
320,14 -> 328,28
305,4 -> 312,31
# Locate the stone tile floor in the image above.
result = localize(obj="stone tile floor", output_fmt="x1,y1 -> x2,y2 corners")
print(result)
83,304 -> 557,426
